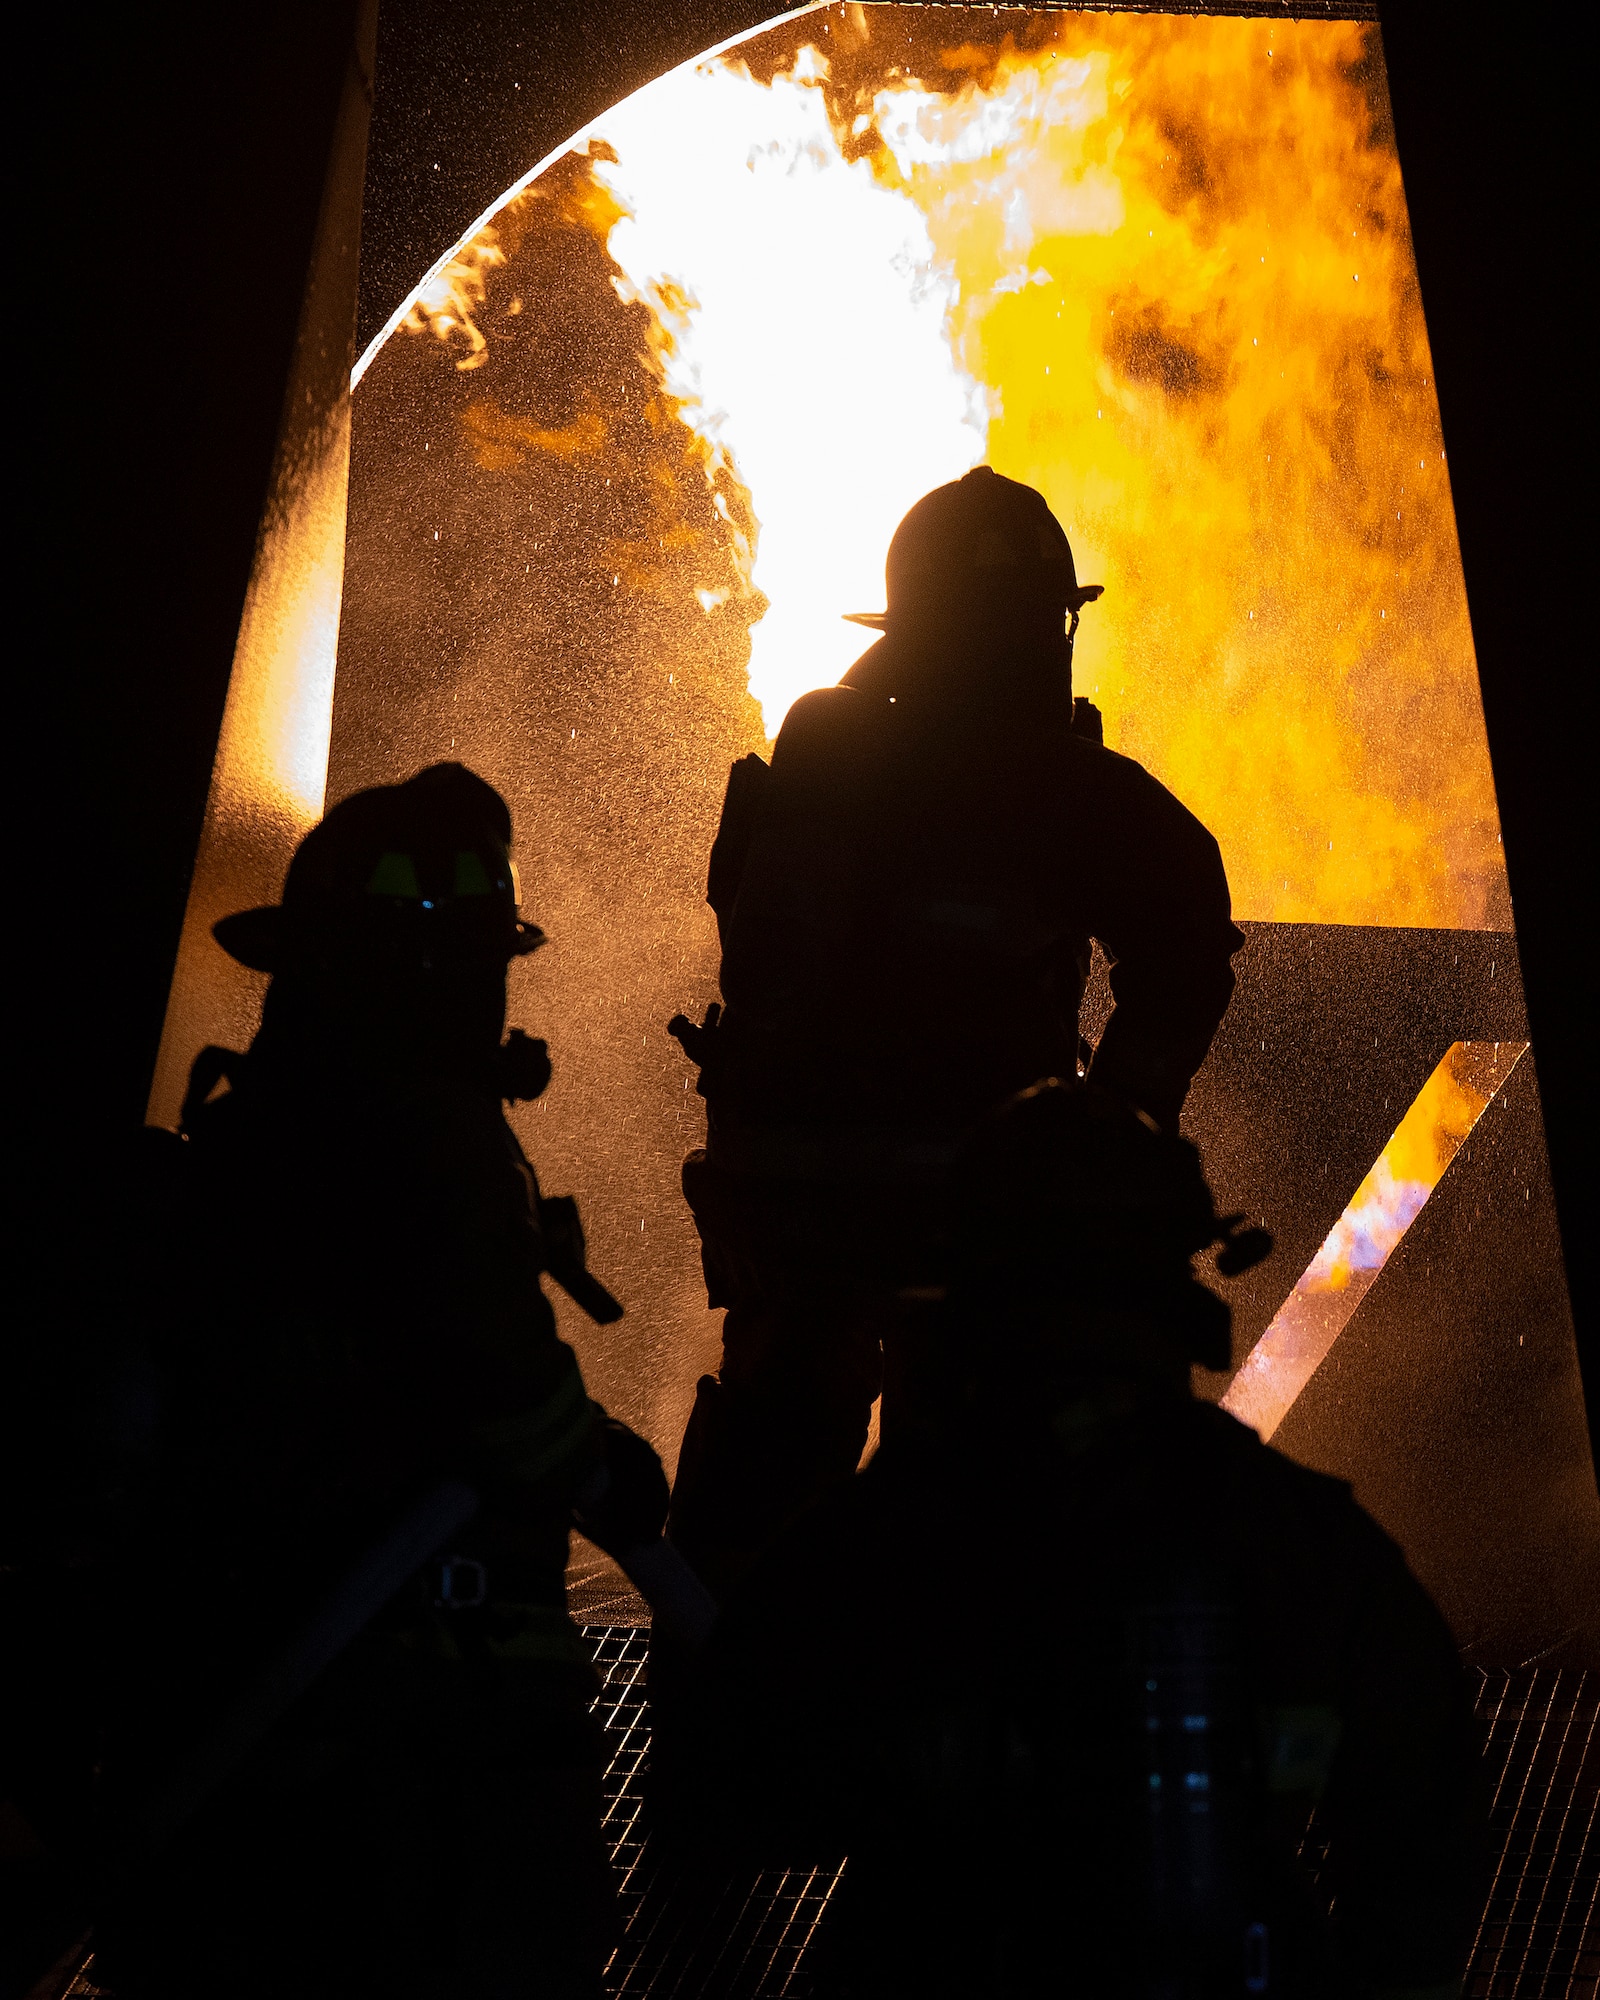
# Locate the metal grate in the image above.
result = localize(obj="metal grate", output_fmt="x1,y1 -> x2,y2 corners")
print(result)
585,1626 -> 844,1998
589,1627 -> 655,1917
1465,1668 -> 1598,1999
582,1636 -> 1599,2000
604,1858 -> 846,2000
31,1645 -> 1598,1998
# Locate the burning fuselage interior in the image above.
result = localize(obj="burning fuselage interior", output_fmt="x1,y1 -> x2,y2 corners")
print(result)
162,3 -> 1594,1657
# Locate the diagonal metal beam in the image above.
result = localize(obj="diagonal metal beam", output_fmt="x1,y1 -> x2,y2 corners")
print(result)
1223,1040 -> 1527,1441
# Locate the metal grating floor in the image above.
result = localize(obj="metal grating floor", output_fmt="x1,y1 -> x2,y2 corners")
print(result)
38,1641 -> 1599,1998
582,1633 -> 1599,2000
1464,1667 -> 1598,1999
588,1626 -> 842,1998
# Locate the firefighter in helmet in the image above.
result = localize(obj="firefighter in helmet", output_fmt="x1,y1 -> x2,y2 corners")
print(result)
680,1081 -> 1482,1998
100,763 -> 663,1998
665,467 -> 1244,1603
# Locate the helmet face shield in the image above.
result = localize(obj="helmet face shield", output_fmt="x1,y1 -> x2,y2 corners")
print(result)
352,838 -> 531,966
213,764 -> 543,975
320,859 -> 530,974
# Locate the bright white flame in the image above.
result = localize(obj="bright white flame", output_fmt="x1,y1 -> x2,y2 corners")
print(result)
592,51 -> 988,733
369,12 -> 1505,931
871,51 -> 1124,249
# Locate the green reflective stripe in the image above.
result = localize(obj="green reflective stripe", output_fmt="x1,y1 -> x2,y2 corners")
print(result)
470,1355 -> 592,1484
367,851 -> 423,898
482,1603 -> 590,1665
1259,1704 -> 1343,1798
452,849 -> 494,895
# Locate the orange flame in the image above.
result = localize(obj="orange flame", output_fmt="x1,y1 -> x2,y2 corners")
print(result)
903,21 -> 1502,929
1303,1045 -> 1508,1295
383,7 -> 1505,931
1223,1040 -> 1526,1438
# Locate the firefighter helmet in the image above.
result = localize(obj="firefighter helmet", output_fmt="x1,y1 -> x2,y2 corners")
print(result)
213,763 -> 544,973
952,1078 -> 1270,1369
845,465 -> 1103,633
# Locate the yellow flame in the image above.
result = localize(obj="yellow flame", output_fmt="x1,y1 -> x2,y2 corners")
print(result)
401,230 -> 508,370
912,21 -> 1498,929
591,48 -> 987,725
1303,1044 -> 1502,1293
1222,1040 -> 1526,1438
386,7 -> 1505,930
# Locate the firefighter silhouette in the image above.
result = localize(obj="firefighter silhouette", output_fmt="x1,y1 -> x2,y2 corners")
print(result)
678,1082 -> 1481,1998
666,467 -> 1245,1603
101,764 -> 659,1999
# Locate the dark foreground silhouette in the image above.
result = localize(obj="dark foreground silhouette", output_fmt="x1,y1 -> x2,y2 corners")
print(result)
667,467 -> 1244,1608
676,1081 -> 1483,1999
93,764 -> 666,2000
12,482 -> 1485,1999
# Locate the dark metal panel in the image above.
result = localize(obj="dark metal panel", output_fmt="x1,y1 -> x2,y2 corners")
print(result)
1168,923 -> 1594,1661
1378,4 -> 1593,1423
1179,923 -> 1529,1362
79,1 -> 369,1132
1269,1046 -> 1598,1664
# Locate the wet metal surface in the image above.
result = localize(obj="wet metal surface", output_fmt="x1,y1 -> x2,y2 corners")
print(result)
1222,1039 -> 1528,1441
1181,927 -> 1595,1663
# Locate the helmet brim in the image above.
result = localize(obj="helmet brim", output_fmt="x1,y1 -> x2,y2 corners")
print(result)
843,581 -> 1103,631
212,905 -> 546,971
212,907 -> 283,972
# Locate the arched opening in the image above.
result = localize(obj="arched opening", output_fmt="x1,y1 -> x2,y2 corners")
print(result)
326,2 -> 1590,1663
